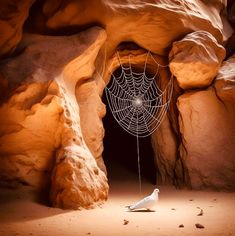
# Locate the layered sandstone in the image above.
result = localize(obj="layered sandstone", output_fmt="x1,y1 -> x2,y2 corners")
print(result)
177,54 -> 235,190
169,31 -> 226,89
1,0 -> 232,59
0,0 -> 34,58
0,27 -> 109,209
0,0 -> 234,210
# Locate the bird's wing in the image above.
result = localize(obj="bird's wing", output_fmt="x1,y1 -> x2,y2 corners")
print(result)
129,195 -> 155,210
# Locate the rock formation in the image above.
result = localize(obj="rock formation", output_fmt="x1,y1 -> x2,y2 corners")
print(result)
0,0 -> 35,58
169,31 -> 226,89
177,54 -> 235,190
0,27 -> 109,209
0,0 -> 235,209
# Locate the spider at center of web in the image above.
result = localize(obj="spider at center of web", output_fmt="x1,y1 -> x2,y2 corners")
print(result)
132,97 -> 143,108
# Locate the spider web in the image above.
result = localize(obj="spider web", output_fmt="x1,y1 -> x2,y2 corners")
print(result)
105,52 -> 173,138
102,51 -> 173,193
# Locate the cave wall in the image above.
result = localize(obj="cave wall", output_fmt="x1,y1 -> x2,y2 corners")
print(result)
0,27 -> 109,209
0,0 -> 235,209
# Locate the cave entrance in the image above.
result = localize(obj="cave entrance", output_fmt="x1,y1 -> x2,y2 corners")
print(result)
102,67 -> 157,188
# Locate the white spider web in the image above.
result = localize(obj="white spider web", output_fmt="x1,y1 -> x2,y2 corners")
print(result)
105,52 -> 173,138
100,51 -> 173,193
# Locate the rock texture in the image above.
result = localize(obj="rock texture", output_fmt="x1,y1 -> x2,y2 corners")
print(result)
0,27 -> 109,209
0,0 -> 234,210
0,0 -> 35,58
169,31 -> 226,89
8,0 -> 233,58
177,54 -> 235,190
51,27 -> 108,209
76,80 -> 107,175
0,81 -> 63,188
151,115 -> 179,185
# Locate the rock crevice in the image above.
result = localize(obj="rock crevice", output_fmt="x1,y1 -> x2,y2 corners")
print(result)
0,0 -> 235,210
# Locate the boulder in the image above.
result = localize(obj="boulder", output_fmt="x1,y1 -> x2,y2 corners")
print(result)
169,31 -> 225,89
177,54 -> 235,190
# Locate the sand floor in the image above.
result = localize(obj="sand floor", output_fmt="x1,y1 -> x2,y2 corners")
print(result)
0,180 -> 235,236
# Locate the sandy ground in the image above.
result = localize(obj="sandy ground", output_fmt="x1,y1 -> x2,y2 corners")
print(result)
0,177 -> 235,236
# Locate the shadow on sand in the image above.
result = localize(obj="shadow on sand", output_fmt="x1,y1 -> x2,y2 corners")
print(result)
126,209 -> 156,213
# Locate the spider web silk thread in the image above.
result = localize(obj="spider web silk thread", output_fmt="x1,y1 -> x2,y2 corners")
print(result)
99,51 -> 173,193
136,113 -> 142,193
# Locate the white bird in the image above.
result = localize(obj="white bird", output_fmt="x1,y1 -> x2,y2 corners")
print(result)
126,188 -> 160,211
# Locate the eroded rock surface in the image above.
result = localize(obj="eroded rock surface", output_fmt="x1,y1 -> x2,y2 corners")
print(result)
0,81 -> 62,188
51,28 -> 108,209
2,0 -> 232,59
177,54 -> 235,190
169,31 -> 225,89
0,27 -> 109,209
0,0 -> 35,58
0,0 -> 234,210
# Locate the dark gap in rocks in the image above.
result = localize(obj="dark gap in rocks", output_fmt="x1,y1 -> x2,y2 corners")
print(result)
117,41 -> 143,51
102,66 -> 156,186
23,0 -> 104,36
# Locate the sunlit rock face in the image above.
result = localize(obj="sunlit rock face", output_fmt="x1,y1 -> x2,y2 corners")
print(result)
169,31 -> 226,89
0,0 -> 235,210
177,54 -> 235,190
1,0 -> 232,58
0,27 -> 109,209
0,81 -> 61,188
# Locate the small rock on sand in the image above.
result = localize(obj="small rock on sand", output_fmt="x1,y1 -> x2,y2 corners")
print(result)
197,209 -> 204,216
123,219 -> 129,225
195,223 -> 205,229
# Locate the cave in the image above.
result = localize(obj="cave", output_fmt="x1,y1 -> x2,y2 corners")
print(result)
0,0 -> 235,235
102,67 -> 157,187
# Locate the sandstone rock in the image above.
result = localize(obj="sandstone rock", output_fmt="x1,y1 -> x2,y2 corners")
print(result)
151,116 -> 178,185
178,88 -> 235,190
0,81 -> 62,188
0,0 -> 34,58
177,55 -> 235,190
0,27 -> 109,208
51,27 -> 108,209
0,0 -> 234,211
215,54 -> 235,101
169,31 -> 225,89
97,49 -> 169,86
76,79 -> 107,174
25,0 -> 231,57
0,1 -> 231,60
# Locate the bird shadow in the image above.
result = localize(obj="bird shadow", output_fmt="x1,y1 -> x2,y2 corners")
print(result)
126,209 -> 156,213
